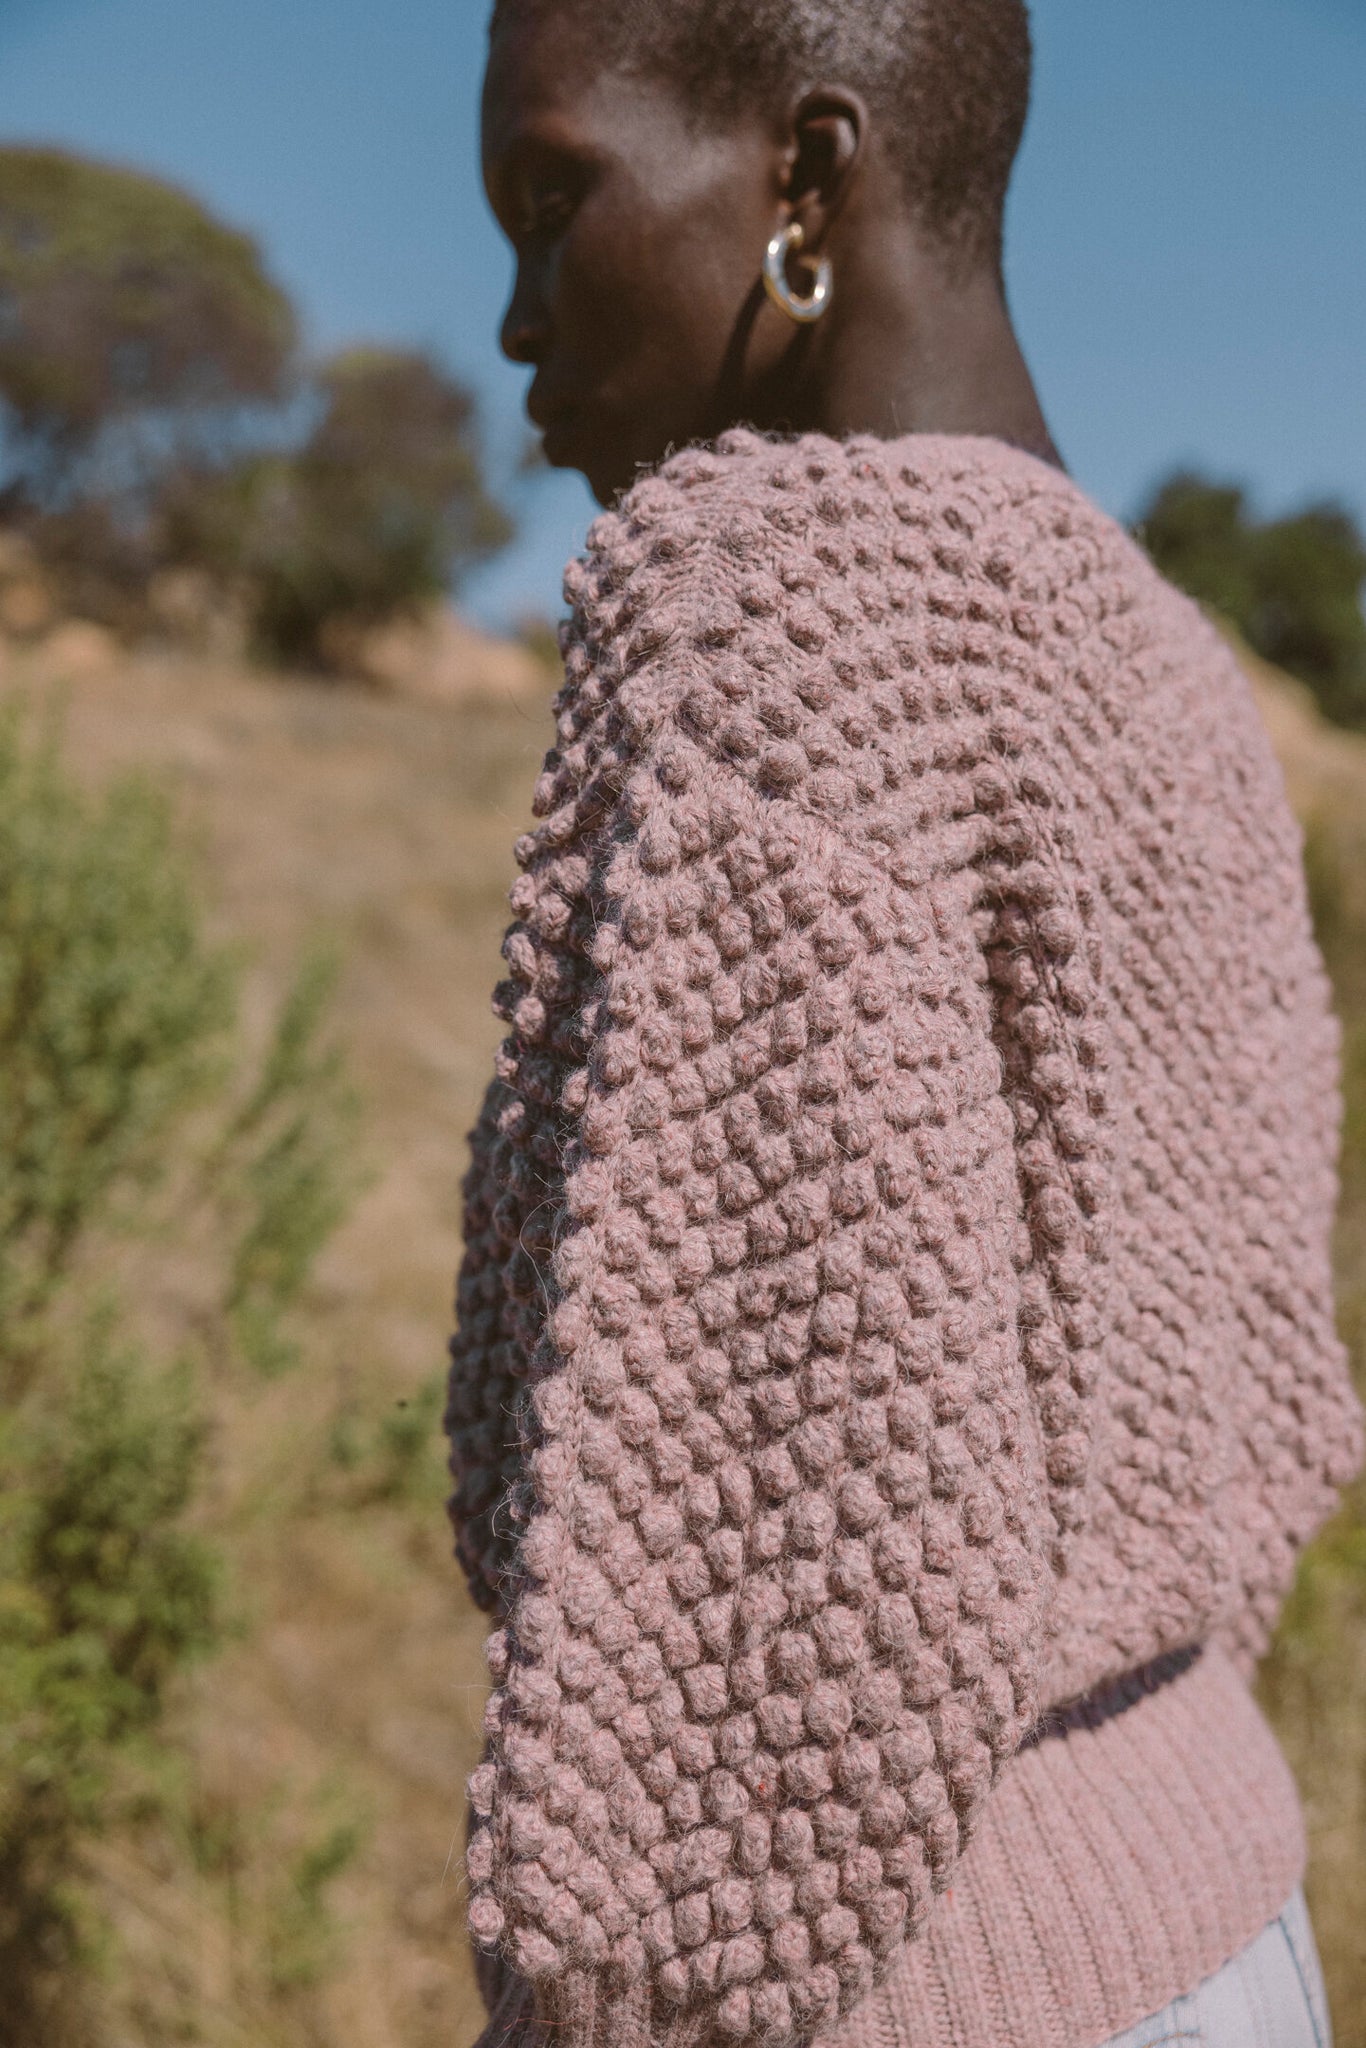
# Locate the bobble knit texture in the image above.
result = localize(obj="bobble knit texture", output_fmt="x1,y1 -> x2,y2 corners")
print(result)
446,433 -> 1362,2048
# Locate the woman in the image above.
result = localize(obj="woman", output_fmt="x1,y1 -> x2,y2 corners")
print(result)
445,2 -> 1363,2044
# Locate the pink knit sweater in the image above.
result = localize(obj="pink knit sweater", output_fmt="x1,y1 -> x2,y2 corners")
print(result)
446,432 -> 1362,2048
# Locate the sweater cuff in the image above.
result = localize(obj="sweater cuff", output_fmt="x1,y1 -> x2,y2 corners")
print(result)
476,1966 -> 722,2048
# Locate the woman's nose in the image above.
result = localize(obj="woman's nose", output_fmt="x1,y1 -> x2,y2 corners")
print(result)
500,263 -> 549,366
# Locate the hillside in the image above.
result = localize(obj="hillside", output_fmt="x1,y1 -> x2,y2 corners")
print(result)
1,622 -> 1362,2047
0,623 -> 556,2048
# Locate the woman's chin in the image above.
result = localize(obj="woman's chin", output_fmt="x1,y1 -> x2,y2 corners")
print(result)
538,419 -> 608,503
541,410 -> 672,507
539,415 -> 581,470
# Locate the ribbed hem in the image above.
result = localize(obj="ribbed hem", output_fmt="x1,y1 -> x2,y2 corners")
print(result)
474,1649 -> 1304,2048
825,1645 -> 1305,2048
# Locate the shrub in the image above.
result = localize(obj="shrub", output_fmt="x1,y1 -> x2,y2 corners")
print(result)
182,347 -> 513,670
1138,473 -> 1366,730
0,1321 -> 218,2040
211,948 -> 361,1375
371,1373 -> 447,1505
0,721 -> 232,1379
0,711 -> 358,2039
267,1806 -> 367,1993
1260,804 -> 1366,2033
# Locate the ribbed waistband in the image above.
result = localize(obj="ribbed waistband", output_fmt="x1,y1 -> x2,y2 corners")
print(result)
1021,1643 -> 1202,1750
823,1645 -> 1305,2048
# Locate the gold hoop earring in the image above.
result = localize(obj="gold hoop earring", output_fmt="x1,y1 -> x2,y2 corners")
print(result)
762,220 -> 832,325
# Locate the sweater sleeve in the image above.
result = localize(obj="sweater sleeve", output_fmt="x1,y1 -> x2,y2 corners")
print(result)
446,1073 -> 550,1616
456,448 -> 1091,2048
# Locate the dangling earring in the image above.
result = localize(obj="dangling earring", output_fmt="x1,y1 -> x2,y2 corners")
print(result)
762,219 -> 833,325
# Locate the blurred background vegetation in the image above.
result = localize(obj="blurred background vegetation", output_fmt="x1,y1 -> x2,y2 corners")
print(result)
0,141 -> 1362,2048
1137,474 -> 1366,731
0,147 -> 510,669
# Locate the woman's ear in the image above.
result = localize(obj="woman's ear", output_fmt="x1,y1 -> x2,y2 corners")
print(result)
779,86 -> 868,253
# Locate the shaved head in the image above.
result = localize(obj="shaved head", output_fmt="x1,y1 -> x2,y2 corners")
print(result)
489,0 -> 1032,271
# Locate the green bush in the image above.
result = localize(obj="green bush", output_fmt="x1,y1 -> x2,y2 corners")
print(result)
372,1373 -> 447,1505
177,346 -> 512,671
0,1320 -> 217,2033
0,712 -> 358,2040
267,1805 -> 366,1993
1138,473 -> 1366,730
211,948 -> 360,1376
1275,812 -> 1366,1639
0,722 -> 233,1380
1260,807 -> 1366,2034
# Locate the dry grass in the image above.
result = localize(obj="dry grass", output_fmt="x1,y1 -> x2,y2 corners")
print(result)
0,635 -> 553,2048
1247,656 -> 1366,2043
1,631 -> 1361,2047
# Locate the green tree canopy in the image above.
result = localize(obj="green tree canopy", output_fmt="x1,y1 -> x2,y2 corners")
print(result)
0,150 -> 514,661
0,146 -> 295,500
189,346 -> 513,668
1138,473 -> 1366,731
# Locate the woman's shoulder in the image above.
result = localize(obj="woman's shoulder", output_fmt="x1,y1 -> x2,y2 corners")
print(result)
547,427 -> 1225,851
568,426 -> 1157,635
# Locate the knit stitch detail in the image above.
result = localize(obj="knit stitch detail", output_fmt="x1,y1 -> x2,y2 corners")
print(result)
826,1646 -> 1305,2048
446,430 -> 1362,2048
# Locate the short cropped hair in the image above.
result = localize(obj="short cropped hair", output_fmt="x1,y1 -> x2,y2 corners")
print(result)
489,0 -> 1032,272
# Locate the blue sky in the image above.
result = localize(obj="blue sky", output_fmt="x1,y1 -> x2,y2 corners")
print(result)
1,0 -> 1363,628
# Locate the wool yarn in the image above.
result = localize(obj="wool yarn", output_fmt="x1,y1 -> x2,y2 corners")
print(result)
446,432 -> 1362,2048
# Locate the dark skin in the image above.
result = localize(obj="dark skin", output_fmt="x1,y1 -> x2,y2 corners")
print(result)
482,11 -> 1060,507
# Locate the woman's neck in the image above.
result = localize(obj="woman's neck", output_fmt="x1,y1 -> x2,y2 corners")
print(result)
759,233 -> 1062,469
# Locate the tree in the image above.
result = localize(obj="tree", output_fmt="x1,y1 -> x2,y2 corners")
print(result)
0,146 -> 295,504
0,149 -> 514,661
184,347 -> 513,669
0,148 -> 297,632
1138,473 -> 1366,731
